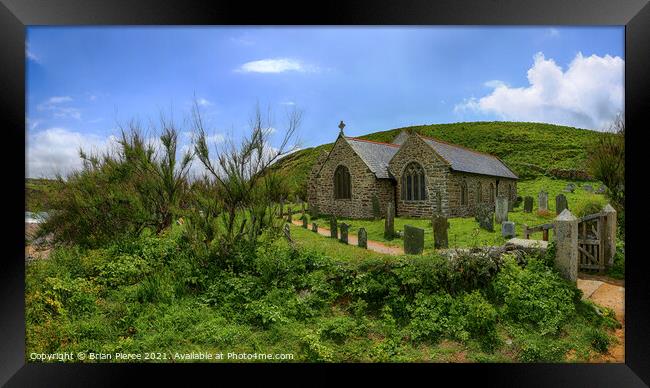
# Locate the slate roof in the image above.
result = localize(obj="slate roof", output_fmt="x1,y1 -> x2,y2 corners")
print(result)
344,137 -> 399,179
418,135 -> 518,179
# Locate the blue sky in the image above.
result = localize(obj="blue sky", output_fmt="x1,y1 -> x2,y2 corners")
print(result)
26,26 -> 624,178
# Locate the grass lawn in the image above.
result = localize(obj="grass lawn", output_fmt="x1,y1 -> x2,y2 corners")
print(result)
290,177 -> 609,250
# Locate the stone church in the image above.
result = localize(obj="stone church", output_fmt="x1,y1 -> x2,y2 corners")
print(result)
307,124 -> 518,219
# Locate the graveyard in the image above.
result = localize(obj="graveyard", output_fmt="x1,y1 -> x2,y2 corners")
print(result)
283,177 -> 609,254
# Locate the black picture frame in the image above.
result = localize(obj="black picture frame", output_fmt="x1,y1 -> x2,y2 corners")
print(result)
2,0 -> 649,386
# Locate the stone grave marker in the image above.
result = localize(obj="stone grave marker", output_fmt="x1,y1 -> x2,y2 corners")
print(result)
286,207 -> 293,222
596,185 -> 606,194
523,196 -> 533,213
329,216 -> 338,239
302,215 -> 308,228
538,190 -> 548,211
564,183 -> 576,193
404,225 -> 424,254
312,222 -> 318,233
501,221 -> 515,239
583,184 -> 593,192
475,203 -> 495,232
495,195 -> 509,223
358,227 -> 368,249
384,202 -> 395,239
555,194 -> 568,215
432,215 -> 449,249
371,194 -> 381,220
339,223 -> 349,244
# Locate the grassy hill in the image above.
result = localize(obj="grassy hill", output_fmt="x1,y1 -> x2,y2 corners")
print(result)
272,121 -> 609,197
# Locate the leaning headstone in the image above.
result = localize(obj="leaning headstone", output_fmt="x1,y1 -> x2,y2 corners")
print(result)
384,202 -> 395,240
555,194 -> 568,215
339,223 -> 349,244
287,208 -> 293,222
312,222 -> 318,233
553,209 -> 579,282
583,184 -> 593,193
358,227 -> 368,249
329,216 -> 338,238
523,196 -> 533,213
302,215 -> 308,228
501,221 -> 516,239
432,215 -> 449,249
564,183 -> 576,193
495,196 -> 509,224
538,190 -> 548,211
371,194 -> 381,220
403,225 -> 424,254
475,203 -> 495,232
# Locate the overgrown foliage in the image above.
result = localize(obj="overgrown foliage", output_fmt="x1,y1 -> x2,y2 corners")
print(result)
587,113 -> 625,211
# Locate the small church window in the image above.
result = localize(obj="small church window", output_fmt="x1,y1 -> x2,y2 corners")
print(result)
401,162 -> 426,201
460,181 -> 468,206
334,165 -> 351,199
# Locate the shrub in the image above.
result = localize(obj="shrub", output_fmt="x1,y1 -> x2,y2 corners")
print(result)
407,292 -> 456,343
585,327 -> 611,353
492,257 -> 578,334
574,200 -> 603,217
518,337 -> 569,362
319,316 -> 364,343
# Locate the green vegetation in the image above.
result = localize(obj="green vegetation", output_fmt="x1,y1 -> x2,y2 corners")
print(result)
272,121 -> 612,196
25,113 -> 622,363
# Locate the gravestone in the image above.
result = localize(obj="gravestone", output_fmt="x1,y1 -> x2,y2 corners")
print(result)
339,223 -> 349,244
538,190 -> 548,211
432,215 -> 449,249
286,208 -> 293,222
495,196 -> 509,224
404,225 -> 424,254
312,222 -> 318,233
302,215 -> 308,228
475,203 -> 494,232
564,183 -> 576,193
309,203 -> 320,219
329,216 -> 338,238
371,194 -> 381,220
508,196 -> 514,212
384,202 -> 395,239
596,185 -> 606,194
555,194 -> 568,215
513,196 -> 523,208
501,221 -> 515,239
583,184 -> 594,192
358,227 -> 368,249
523,196 -> 533,213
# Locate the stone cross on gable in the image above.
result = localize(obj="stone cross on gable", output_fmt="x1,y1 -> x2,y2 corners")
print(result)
338,120 -> 345,135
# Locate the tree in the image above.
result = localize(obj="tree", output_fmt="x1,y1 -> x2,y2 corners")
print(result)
587,113 -> 624,211
187,100 -> 301,263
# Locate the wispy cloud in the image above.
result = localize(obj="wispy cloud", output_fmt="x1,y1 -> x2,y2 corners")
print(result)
236,58 -> 317,74
454,52 -> 624,131
26,43 -> 41,63
280,101 -> 296,106
37,96 -> 81,120
196,98 -> 213,106
546,28 -> 560,38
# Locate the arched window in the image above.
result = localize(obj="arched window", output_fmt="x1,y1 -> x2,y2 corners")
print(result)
489,183 -> 495,203
477,182 -> 482,203
401,162 -> 426,201
334,165 -> 351,199
460,181 -> 468,206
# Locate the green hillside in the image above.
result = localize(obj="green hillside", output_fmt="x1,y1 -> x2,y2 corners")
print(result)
272,121 -> 609,197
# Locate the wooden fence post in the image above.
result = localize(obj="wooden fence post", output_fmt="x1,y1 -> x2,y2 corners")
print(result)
601,204 -> 617,267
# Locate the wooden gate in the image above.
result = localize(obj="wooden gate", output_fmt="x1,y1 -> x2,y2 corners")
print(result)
577,213 -> 605,272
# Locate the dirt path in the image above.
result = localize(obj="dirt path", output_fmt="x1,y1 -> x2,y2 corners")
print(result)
577,276 -> 625,363
290,219 -> 404,255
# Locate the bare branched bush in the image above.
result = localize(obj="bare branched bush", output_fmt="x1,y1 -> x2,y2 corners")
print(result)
587,112 -> 625,211
186,100 -> 301,265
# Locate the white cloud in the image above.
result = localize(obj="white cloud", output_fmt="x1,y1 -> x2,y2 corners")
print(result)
37,96 -> 81,120
196,98 -> 213,106
454,52 -> 624,130
26,128 -> 119,178
26,43 -> 41,63
236,58 -> 316,74
280,101 -> 296,106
